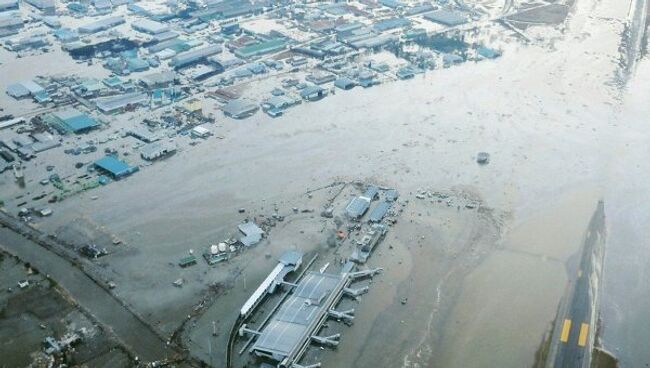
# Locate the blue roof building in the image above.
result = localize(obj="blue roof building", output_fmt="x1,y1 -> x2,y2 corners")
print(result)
50,109 -> 100,134
94,156 -> 139,179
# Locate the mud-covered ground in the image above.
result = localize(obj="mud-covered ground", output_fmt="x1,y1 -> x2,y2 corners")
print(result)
0,251 -> 133,368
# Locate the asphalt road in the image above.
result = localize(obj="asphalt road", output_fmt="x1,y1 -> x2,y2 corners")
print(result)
550,201 -> 605,368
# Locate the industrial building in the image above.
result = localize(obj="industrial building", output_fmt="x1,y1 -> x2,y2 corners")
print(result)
299,85 -> 328,101
191,126 -> 211,138
368,201 -> 391,223
95,92 -> 148,114
238,221 -> 264,246
424,9 -> 468,26
222,99 -> 259,119
24,0 -> 54,14
140,71 -> 177,88
345,196 -> 370,220
140,142 -> 176,161
4,34 -> 50,52
127,127 -> 159,143
0,12 -> 23,37
334,77 -> 356,90
351,224 -> 387,263
94,156 -> 139,179
169,45 -> 222,69
131,19 -> 169,35
233,39 -> 286,59
48,109 -> 100,134
78,16 -> 125,34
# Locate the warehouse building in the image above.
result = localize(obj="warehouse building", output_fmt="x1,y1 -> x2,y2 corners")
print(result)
94,156 -> 139,179
127,127 -> 159,143
5,34 -> 50,52
48,108 -> 100,134
334,77 -> 356,90
424,9 -> 468,26
95,92 -> 148,114
368,201 -> 391,223
222,98 -> 259,119
299,85 -> 328,101
140,141 -> 176,161
345,196 -> 370,220
233,38 -> 286,59
169,44 -> 222,69
24,0 -> 54,14
140,70 -> 177,88
0,12 -> 24,37
78,16 -> 125,34
132,19 -> 169,34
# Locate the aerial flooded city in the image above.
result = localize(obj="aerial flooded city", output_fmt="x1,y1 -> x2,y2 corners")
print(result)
0,0 -> 648,367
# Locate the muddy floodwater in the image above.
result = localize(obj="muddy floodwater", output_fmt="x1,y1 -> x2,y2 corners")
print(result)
1,0 -> 650,365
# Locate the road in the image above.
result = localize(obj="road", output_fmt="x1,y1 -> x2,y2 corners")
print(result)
548,201 -> 606,368
0,210 -> 174,363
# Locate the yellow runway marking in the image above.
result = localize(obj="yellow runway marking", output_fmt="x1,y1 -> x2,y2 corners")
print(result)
578,323 -> 589,347
560,319 -> 572,343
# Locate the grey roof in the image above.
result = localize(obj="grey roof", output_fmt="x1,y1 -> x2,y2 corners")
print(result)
423,9 -> 468,26
170,45 -> 222,67
132,19 -> 169,34
386,189 -> 399,202
345,196 -> 370,219
334,77 -> 356,89
278,250 -> 302,266
252,272 -> 342,359
24,0 -> 54,10
368,201 -> 391,223
78,16 -> 125,34
299,85 -> 326,98
128,127 -> 160,143
95,92 -> 148,113
222,98 -> 258,118
140,70 -> 176,87
32,139 -> 60,153
265,95 -> 298,109
240,233 -> 262,247
239,221 -> 264,237
140,141 -> 176,160
6,83 -> 30,98
20,80 -> 45,94
363,185 -> 379,199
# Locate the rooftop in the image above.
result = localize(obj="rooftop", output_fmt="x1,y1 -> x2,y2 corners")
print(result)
252,272 -> 344,360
